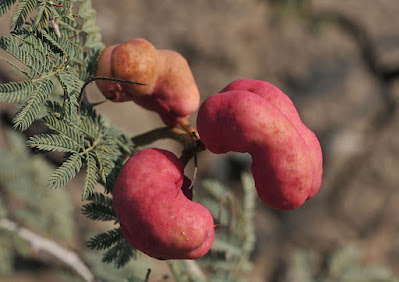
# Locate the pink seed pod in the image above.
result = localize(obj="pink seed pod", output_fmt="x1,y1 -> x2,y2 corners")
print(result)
96,38 -> 200,127
220,79 -> 323,199
197,79 -> 322,210
113,148 -> 214,260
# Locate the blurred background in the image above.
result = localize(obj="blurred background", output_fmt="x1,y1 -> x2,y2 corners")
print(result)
0,0 -> 399,281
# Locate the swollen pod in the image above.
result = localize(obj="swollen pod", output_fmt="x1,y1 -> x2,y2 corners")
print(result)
197,80 -> 322,210
113,148 -> 215,260
96,38 -> 200,127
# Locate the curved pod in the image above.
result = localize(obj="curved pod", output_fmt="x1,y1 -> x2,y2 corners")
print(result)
113,148 -> 214,260
220,79 -> 322,199
96,38 -> 200,127
197,88 -> 315,210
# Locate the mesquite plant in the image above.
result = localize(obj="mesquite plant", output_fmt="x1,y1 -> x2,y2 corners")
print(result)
0,1 -> 322,281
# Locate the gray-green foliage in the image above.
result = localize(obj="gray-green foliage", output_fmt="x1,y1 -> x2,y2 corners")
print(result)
0,130 -> 75,240
0,0 -> 126,201
326,246 -> 397,282
284,246 -> 398,282
0,229 -> 32,277
195,173 -> 256,282
167,260 -> 207,282
0,0 -> 17,17
0,230 -> 14,276
0,0 -> 137,270
82,192 -> 118,222
0,130 -> 75,276
25,101 -> 134,200
82,192 -> 137,268
83,250 -> 149,282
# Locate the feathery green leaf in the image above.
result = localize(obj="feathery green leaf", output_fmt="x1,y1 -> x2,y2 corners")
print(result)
82,201 -> 117,222
38,27 -> 66,55
103,162 -> 123,194
81,47 -> 102,81
13,79 -> 54,131
48,153 -> 83,188
96,150 -> 116,184
0,35 -> 55,78
82,193 -> 117,222
86,192 -> 113,205
57,67 -> 82,94
95,136 -> 122,183
10,0 -> 36,30
57,68 -> 81,120
45,100 -> 64,116
82,152 -> 98,200
42,114 -> 85,147
78,115 -> 100,141
102,240 -> 136,268
87,228 -> 123,250
0,80 -> 33,103
34,1 -> 48,28
34,1 -> 64,30
27,133 -> 80,153
0,0 -> 16,16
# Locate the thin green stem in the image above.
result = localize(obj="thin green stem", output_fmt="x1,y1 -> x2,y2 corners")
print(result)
179,139 -> 206,168
131,126 -> 207,168
33,68 -> 64,83
132,127 -> 193,148
82,133 -> 103,155
0,55 -> 30,78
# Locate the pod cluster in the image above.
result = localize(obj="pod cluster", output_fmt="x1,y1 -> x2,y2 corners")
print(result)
97,40 -> 322,260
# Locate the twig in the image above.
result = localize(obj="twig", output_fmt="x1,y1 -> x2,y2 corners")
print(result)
131,126 -> 207,168
131,127 -> 193,148
179,139 -> 207,168
167,260 -> 207,282
0,218 -> 96,282
144,268 -> 151,282
185,260 -> 207,282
